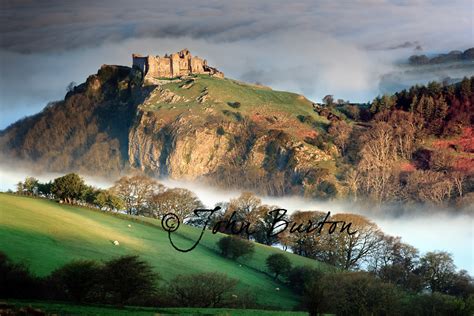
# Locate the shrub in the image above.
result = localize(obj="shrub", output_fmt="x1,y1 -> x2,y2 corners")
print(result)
405,292 -> 470,316
315,272 -> 403,316
266,254 -> 292,280
168,272 -> 238,307
217,236 -> 255,260
227,101 -> 241,109
101,255 -> 160,305
288,266 -> 322,295
217,126 -> 225,135
48,260 -> 102,302
0,252 -> 40,299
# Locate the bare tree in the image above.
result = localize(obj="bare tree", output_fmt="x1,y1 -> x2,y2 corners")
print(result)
149,188 -> 203,221
357,122 -> 398,203
328,121 -> 353,155
326,213 -> 384,270
111,175 -> 164,215
451,172 -> 466,197
343,168 -> 360,201
226,192 -> 262,223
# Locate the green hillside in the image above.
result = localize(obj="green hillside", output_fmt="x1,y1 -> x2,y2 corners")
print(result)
0,194 -> 327,309
140,74 -> 329,138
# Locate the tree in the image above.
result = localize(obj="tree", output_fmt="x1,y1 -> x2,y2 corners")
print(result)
288,266 -> 322,295
112,175 -> 164,215
451,172 -> 466,198
322,95 -> 334,106
51,173 -> 86,204
37,181 -> 53,198
224,192 -> 263,239
344,168 -> 360,201
22,177 -> 39,196
370,235 -> 423,292
0,252 -> 39,299
328,120 -> 353,154
370,94 -> 395,113
101,255 -> 160,305
15,181 -> 24,195
94,190 -> 124,211
323,213 -> 383,270
357,122 -> 398,203
265,253 -> 292,280
287,211 -> 328,258
149,188 -> 203,221
317,272 -> 403,316
217,236 -> 255,260
420,251 -> 456,293
252,205 -> 282,246
169,273 -> 238,307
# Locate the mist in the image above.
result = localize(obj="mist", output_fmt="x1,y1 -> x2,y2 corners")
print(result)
1,163 -> 472,274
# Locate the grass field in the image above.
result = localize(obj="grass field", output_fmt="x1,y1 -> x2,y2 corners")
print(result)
0,193 -> 327,310
5,300 -> 309,315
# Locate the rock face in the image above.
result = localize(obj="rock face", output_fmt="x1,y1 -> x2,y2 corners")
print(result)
128,106 -> 331,195
132,49 -> 224,81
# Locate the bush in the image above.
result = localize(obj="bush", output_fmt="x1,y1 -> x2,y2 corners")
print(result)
168,272 -> 239,307
405,292 -> 471,316
315,272 -> 403,316
217,236 -> 255,260
216,126 -> 225,135
101,255 -> 160,305
227,101 -> 241,109
0,252 -> 40,299
48,260 -> 102,302
265,254 -> 292,280
288,266 -> 322,295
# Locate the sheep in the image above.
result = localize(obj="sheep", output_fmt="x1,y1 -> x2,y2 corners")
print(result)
113,240 -> 120,246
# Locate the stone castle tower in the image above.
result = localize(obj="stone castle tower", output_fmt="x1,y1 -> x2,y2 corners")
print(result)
132,49 -> 223,80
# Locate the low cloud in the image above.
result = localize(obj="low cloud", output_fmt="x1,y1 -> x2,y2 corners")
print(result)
0,0 -> 472,128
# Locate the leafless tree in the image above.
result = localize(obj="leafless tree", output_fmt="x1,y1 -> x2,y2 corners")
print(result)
111,175 -> 164,215
149,187 -> 203,221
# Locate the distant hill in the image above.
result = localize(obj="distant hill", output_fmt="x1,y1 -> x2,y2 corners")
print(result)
408,47 -> 474,65
0,193 -> 328,309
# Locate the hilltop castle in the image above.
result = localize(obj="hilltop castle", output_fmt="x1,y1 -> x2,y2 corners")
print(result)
132,49 -> 224,80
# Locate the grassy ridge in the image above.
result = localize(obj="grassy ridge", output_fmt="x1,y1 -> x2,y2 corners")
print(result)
0,194 -> 326,309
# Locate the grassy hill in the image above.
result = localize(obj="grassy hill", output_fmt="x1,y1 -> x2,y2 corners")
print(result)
0,193 -> 328,309
141,74 -> 329,140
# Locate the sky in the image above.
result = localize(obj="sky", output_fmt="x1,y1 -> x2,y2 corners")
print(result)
0,0 -> 472,129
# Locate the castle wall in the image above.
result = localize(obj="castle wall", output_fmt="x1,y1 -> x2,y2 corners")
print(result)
132,49 -> 223,80
132,54 -> 148,73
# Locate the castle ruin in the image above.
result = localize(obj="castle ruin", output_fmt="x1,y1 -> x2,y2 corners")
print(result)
132,49 -> 224,80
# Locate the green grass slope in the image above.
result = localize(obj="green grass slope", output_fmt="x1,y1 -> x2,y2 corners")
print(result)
141,75 -> 329,139
0,194 -> 327,309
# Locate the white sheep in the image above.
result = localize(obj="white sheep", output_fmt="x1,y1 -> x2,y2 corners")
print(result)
275,287 -> 280,291
113,240 -> 120,246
